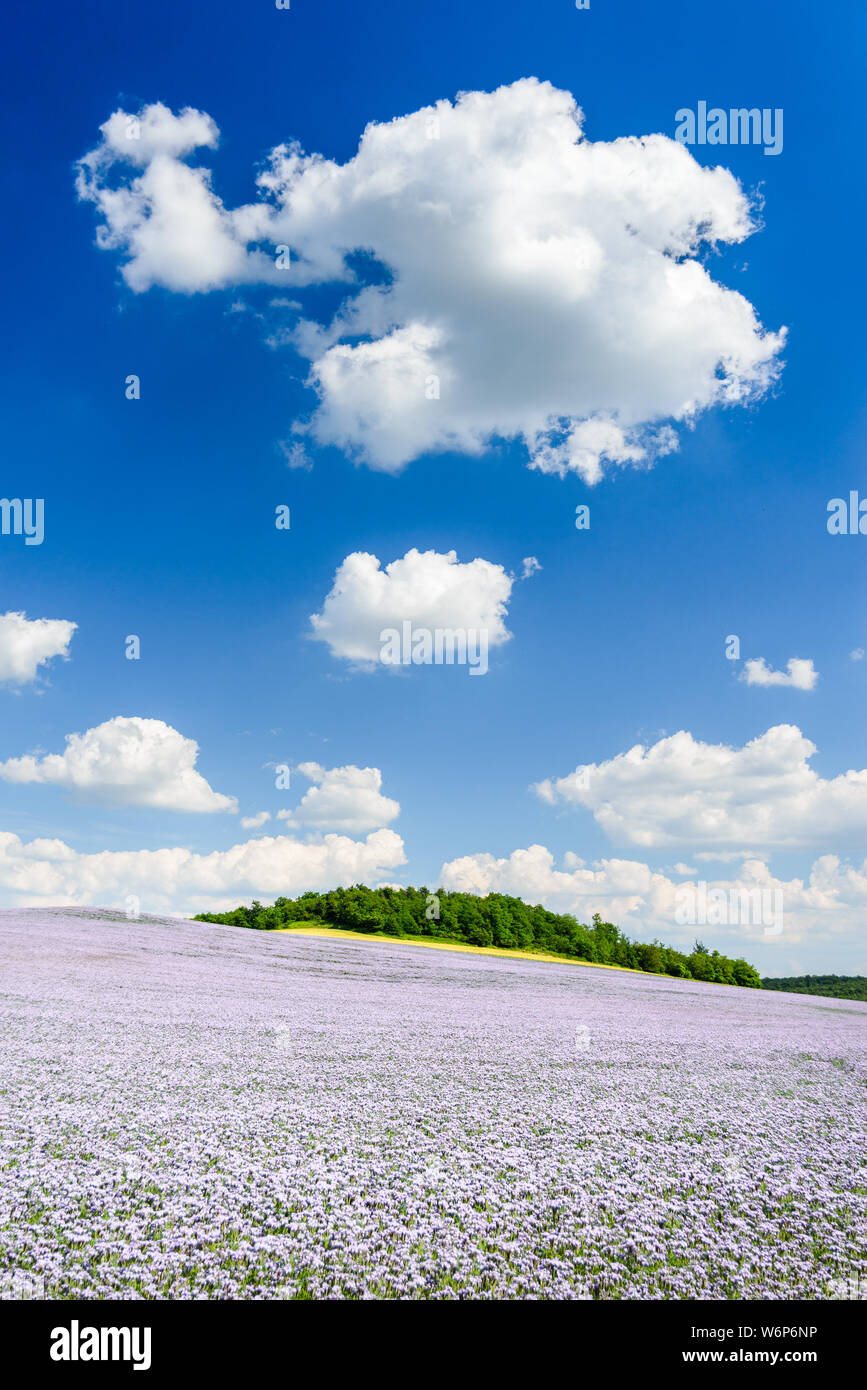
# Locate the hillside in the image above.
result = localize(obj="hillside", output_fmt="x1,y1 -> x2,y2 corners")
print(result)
195,885 -> 763,988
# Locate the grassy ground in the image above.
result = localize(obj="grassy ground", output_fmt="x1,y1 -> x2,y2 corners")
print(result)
275,921 -> 672,977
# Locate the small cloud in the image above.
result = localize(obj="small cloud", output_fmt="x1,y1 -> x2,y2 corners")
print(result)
520,556 -> 542,580
278,440 -> 313,470
241,811 -> 271,830
851,648 -> 864,662
0,611 -> 77,688
739,657 -> 818,691
310,547 -> 513,668
225,298 -> 266,324
277,762 -> 399,833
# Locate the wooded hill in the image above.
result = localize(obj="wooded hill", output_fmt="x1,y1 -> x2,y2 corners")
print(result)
195,885 -> 763,987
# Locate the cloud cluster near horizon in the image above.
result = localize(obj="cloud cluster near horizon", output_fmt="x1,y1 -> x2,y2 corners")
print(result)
0,703 -> 862,954
0,822 -> 865,954
0,827 -> 406,916
438,844 -> 867,951
76,80 -> 785,481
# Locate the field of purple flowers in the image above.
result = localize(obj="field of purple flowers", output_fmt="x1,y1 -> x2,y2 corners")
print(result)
1,908 -> 865,1300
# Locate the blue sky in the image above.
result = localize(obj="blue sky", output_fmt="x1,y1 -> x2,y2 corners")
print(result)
1,0 -> 866,973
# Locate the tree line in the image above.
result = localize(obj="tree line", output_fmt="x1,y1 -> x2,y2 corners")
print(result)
761,975 -> 867,1001
194,885 -> 763,988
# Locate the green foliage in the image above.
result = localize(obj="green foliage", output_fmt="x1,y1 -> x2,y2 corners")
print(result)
193,886 -> 763,988
760,975 -> 867,1001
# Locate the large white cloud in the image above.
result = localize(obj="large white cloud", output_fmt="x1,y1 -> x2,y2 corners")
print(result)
76,81 -> 784,481
439,843 -> 867,959
0,827 -> 406,915
533,725 -> 867,850
277,762 -> 400,832
0,716 -> 236,813
309,548 -> 512,667
0,611 -> 76,686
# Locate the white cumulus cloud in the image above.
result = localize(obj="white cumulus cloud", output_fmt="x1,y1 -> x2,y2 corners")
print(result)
740,657 -> 818,690
532,725 -> 867,849
0,827 -> 406,916
0,611 -> 77,687
75,103 -> 275,293
240,811 -> 271,830
277,762 -> 400,832
76,80 -> 784,481
0,716 -> 237,813
309,548 -> 512,667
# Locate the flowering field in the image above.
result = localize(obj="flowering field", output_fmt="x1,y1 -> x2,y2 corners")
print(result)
1,908 -> 864,1300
